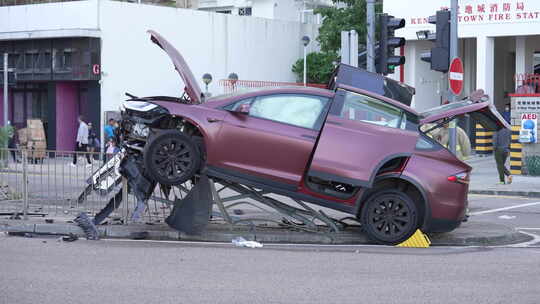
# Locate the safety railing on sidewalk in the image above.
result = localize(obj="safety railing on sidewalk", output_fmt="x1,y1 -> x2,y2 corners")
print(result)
219,79 -> 328,94
0,148 -> 173,224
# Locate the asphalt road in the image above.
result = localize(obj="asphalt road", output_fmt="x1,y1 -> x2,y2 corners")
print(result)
468,194 -> 540,242
1,194 -> 540,303
1,233 -> 539,304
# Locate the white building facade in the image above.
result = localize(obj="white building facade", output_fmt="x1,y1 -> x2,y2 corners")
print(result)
0,0 -> 319,150
384,0 -> 540,112
197,0 -> 333,22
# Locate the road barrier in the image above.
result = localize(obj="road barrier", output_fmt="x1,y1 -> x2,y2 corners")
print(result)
510,125 -> 523,175
0,148 -> 172,223
475,123 -> 493,155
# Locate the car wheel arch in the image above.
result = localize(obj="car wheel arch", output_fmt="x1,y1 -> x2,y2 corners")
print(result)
151,115 -> 208,157
355,174 -> 431,230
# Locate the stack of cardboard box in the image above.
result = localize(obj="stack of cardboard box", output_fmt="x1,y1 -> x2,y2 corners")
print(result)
18,119 -> 47,162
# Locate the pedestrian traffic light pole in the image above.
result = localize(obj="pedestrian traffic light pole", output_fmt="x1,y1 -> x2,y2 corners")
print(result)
448,0 -> 459,154
366,0 -> 376,73
3,53 -> 7,128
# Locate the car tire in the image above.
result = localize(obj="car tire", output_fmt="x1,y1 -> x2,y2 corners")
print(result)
360,189 -> 419,245
143,130 -> 201,186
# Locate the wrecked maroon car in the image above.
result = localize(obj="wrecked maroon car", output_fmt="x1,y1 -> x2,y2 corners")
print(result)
112,30 -> 509,244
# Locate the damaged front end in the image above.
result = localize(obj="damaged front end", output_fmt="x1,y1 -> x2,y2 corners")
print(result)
75,97 -> 212,239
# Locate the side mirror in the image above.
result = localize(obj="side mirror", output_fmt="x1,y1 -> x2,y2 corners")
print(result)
236,103 -> 251,114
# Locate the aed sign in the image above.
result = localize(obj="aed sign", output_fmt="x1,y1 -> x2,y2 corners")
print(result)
520,113 -> 537,143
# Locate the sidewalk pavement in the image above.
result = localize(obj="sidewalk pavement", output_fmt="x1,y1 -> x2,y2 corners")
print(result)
0,217 -> 531,247
466,154 -> 540,197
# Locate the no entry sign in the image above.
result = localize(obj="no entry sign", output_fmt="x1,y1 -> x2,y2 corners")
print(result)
449,57 -> 464,96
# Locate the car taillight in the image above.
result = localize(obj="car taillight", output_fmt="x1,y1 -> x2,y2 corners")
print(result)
448,172 -> 469,184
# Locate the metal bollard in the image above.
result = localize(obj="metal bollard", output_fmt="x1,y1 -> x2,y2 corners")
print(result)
21,149 -> 29,220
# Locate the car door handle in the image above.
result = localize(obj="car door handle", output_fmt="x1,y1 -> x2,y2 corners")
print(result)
207,117 -> 221,123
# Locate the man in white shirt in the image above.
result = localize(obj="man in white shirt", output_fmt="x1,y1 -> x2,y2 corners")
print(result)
71,115 -> 92,167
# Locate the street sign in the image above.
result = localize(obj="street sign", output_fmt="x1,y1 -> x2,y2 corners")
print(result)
449,57 -> 463,96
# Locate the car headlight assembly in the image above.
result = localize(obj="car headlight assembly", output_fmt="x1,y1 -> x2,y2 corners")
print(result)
132,123 -> 150,138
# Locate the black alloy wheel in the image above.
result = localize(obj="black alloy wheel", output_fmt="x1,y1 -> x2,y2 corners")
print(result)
143,130 -> 201,186
360,190 -> 418,245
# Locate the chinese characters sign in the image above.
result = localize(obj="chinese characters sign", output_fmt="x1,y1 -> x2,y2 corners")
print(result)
409,1 -> 539,25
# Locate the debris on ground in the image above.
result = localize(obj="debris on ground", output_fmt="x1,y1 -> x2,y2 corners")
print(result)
232,236 -> 263,248
74,212 -> 99,240
60,234 -> 79,242
130,231 -> 149,240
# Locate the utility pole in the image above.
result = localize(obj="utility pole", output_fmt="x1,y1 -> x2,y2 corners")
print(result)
3,53 -> 7,128
448,0 -> 458,154
366,0 -> 375,72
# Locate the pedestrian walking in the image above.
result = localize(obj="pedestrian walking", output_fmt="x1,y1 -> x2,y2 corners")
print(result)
104,118 -> 117,142
71,115 -> 92,167
492,127 -> 512,185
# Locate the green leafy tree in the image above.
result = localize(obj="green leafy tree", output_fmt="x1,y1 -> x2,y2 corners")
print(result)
315,0 -> 382,53
292,1 -> 382,84
292,52 -> 338,84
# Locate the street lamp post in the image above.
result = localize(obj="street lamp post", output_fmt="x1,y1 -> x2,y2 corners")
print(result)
228,73 -> 239,92
202,73 -> 212,97
302,36 -> 310,86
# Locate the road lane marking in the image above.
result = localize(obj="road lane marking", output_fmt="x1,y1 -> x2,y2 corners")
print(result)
469,202 -> 540,216
505,231 -> 540,248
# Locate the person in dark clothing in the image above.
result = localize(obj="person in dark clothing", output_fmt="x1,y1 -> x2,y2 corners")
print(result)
7,125 -> 19,163
502,103 -> 511,124
492,127 -> 512,184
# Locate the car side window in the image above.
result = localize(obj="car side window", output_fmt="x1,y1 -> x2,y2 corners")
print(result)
248,94 -> 328,129
223,98 -> 253,111
340,91 -> 403,129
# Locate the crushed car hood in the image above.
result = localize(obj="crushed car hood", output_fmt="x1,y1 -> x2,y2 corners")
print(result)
148,30 -> 203,104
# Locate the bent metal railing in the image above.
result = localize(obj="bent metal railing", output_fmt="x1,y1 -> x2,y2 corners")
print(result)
0,148 -> 356,234
0,148 -> 173,223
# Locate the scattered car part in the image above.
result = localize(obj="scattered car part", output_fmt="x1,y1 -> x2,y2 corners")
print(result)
74,212 -> 99,240
165,175 -> 212,234
232,236 -> 263,248
61,234 -> 79,242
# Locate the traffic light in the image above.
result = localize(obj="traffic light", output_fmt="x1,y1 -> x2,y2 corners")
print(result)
379,14 -> 406,75
420,10 -> 450,72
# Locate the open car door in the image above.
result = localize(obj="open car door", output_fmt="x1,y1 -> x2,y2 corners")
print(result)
420,90 -> 510,131
307,88 -> 420,190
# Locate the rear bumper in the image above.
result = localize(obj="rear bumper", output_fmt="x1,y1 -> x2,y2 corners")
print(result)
423,217 -> 463,233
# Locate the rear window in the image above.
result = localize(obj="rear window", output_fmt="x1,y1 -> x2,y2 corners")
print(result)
420,100 -> 473,119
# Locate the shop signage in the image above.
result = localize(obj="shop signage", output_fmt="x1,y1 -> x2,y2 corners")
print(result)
407,1 -> 540,26
515,99 -> 540,111
520,113 -> 537,143
92,64 -> 101,75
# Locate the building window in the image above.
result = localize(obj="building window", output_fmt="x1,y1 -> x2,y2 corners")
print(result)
238,7 -> 252,16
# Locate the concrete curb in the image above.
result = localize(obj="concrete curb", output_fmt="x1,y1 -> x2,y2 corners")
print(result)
0,219 -> 531,247
469,189 -> 540,198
